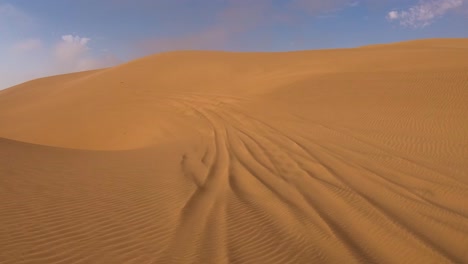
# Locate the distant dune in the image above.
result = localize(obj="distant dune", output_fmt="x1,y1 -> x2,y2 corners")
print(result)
1,38 -> 467,264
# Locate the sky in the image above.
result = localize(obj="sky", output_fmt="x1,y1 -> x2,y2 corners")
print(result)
1,0 -> 467,89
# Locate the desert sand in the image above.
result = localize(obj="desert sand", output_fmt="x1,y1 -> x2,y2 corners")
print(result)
0,38 -> 467,263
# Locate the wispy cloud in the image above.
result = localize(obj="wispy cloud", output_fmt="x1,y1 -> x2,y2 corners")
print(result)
55,35 -> 92,69
0,3 -> 121,89
11,38 -> 43,54
1,33 -> 119,89
387,0 -> 465,28
53,35 -> 120,73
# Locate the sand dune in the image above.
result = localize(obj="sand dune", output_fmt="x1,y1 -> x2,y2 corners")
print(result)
1,38 -> 467,263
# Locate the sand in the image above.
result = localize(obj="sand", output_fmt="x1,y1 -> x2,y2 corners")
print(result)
0,38 -> 467,263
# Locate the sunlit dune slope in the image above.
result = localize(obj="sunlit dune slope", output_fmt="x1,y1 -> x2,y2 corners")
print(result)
1,38 -> 466,150
1,38 -> 467,264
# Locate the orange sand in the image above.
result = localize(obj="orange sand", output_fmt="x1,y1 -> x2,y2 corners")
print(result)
1,38 -> 467,263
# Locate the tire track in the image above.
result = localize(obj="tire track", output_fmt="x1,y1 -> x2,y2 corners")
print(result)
165,93 -> 466,263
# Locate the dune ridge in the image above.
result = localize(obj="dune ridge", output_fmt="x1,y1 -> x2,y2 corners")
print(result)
1,38 -> 467,263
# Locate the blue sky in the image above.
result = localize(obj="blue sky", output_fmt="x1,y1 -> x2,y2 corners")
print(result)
1,0 -> 467,89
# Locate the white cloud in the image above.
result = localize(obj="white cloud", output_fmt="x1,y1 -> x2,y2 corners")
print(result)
387,0 -> 465,28
54,35 -> 117,72
387,11 -> 399,20
1,34 -> 120,89
55,35 -> 91,62
11,38 -> 42,53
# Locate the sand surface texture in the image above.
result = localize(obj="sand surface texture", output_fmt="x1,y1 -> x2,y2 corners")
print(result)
1,38 -> 468,263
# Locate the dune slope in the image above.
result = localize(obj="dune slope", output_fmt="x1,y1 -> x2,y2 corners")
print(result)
1,38 -> 468,263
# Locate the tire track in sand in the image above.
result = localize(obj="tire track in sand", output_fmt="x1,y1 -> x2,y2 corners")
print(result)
159,101 -> 231,264
165,93 -> 466,263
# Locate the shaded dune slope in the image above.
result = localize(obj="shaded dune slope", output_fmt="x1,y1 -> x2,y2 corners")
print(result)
1,39 -> 468,263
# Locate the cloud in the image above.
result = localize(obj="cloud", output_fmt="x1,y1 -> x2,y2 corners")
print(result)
0,33 -> 120,89
54,35 -> 118,72
55,35 -> 91,62
11,38 -> 43,53
387,0 -> 465,28
387,10 -> 399,20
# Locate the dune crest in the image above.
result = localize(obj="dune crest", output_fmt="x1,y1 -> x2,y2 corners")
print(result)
1,38 -> 468,263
